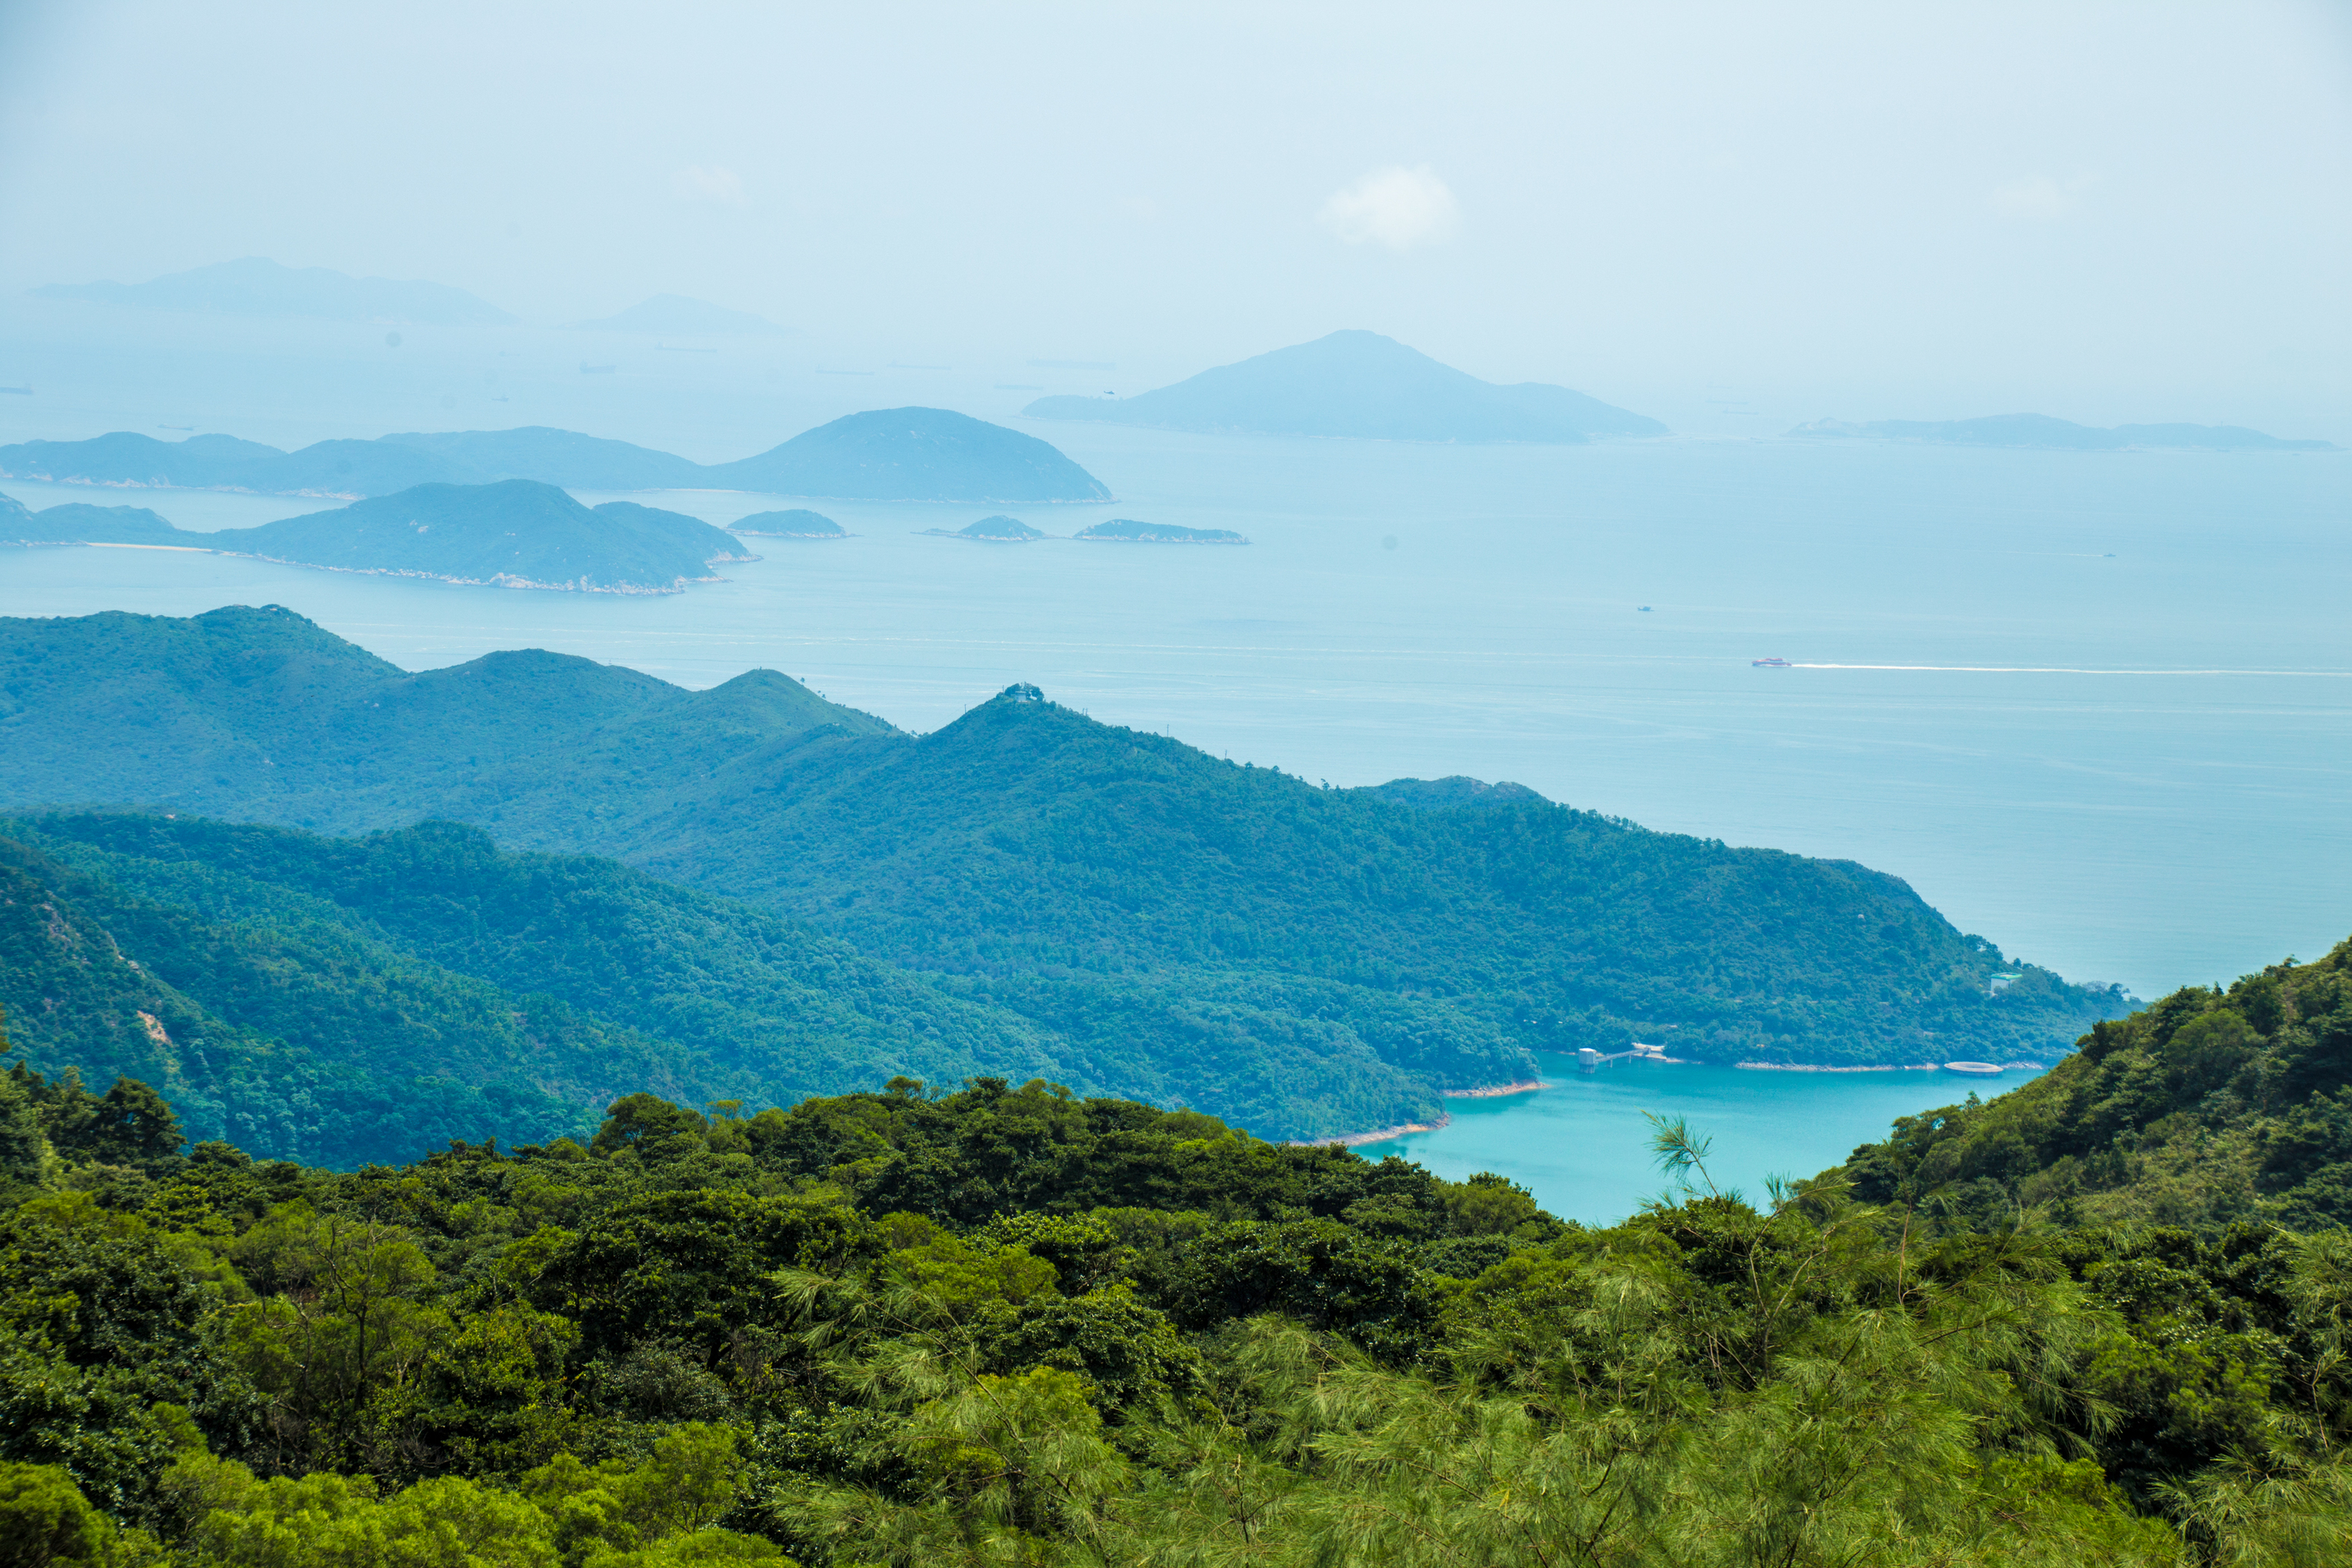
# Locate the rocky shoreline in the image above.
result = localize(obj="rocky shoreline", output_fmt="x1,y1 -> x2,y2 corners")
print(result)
1290,1115 -> 1450,1149
224,551 -> 717,594
1443,1079 -> 1547,1098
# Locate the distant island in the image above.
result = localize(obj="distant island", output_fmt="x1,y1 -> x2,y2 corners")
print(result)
33,256 -> 514,326
1075,518 -> 1248,544
1787,413 -> 2335,452
2,481 -> 756,593
0,407 -> 1111,505
731,507 -> 846,537
923,514 -> 1047,541
575,293 -> 786,335
702,408 -> 1109,502
2,492 -> 183,546
207,483 -> 753,591
1023,329 -> 1666,443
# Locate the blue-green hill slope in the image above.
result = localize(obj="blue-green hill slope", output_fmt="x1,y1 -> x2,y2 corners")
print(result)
1025,331 -> 1664,443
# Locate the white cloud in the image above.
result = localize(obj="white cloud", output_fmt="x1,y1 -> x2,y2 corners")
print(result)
1317,165 -> 1459,250
1990,173 -> 2092,220
671,164 -> 745,205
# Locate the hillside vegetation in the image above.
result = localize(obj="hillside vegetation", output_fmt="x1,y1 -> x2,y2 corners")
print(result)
0,608 -> 2125,1130
1836,935 -> 2352,1231
0,811 -> 1508,1155
2,1050 -> 2345,1565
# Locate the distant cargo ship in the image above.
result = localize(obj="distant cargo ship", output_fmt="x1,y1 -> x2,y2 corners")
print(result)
1752,657 -> 1790,667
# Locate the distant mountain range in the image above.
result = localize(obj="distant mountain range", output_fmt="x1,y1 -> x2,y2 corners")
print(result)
4,480 -> 757,593
575,293 -> 786,335
33,256 -> 514,326
1787,413 -> 2334,452
0,605 -> 2124,1140
0,408 -> 1112,503
1025,330 -> 1667,443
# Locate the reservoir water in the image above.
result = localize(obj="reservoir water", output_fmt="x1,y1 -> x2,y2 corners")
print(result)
3,429 -> 2344,1215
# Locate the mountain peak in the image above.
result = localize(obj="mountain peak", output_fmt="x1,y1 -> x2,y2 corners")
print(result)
1023,332 -> 1663,444
706,408 -> 1111,503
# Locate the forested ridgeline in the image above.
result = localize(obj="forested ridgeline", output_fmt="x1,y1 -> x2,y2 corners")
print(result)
2,1041 -> 2348,1566
0,811 -> 1497,1152
0,607 -> 2123,1090
1835,934 -> 2352,1232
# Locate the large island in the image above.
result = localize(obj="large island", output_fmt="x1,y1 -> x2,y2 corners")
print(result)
1024,329 -> 1665,443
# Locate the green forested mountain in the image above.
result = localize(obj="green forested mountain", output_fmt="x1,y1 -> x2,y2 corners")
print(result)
2,1061 -> 2344,1565
0,608 -> 2123,1127
1835,935 -> 2352,1231
1,810 -> 1506,1155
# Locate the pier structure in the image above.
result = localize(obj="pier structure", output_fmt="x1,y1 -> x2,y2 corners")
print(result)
1577,1041 -> 1668,1070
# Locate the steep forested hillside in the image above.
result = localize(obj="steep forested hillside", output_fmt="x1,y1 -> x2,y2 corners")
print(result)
2,1065 -> 2344,1565
0,608 -> 2124,1091
1,812 -> 1502,1152
1836,936 -> 2352,1231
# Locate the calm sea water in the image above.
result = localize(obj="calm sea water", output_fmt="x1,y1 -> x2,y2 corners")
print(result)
4,430 -> 2344,1209
1384,1057 -> 2043,1225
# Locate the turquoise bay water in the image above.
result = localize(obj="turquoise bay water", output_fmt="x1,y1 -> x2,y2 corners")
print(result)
2,430 -> 2345,1213
1383,1058 -> 2044,1225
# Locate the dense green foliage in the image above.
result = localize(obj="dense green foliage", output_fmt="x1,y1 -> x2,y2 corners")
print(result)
2,1037 -> 2347,1566
0,608 -> 2122,1144
0,815 -> 1086,1165
1837,935 -> 2352,1232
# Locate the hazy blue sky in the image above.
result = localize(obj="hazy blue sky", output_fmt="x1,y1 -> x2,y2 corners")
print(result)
3,1 -> 2347,434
